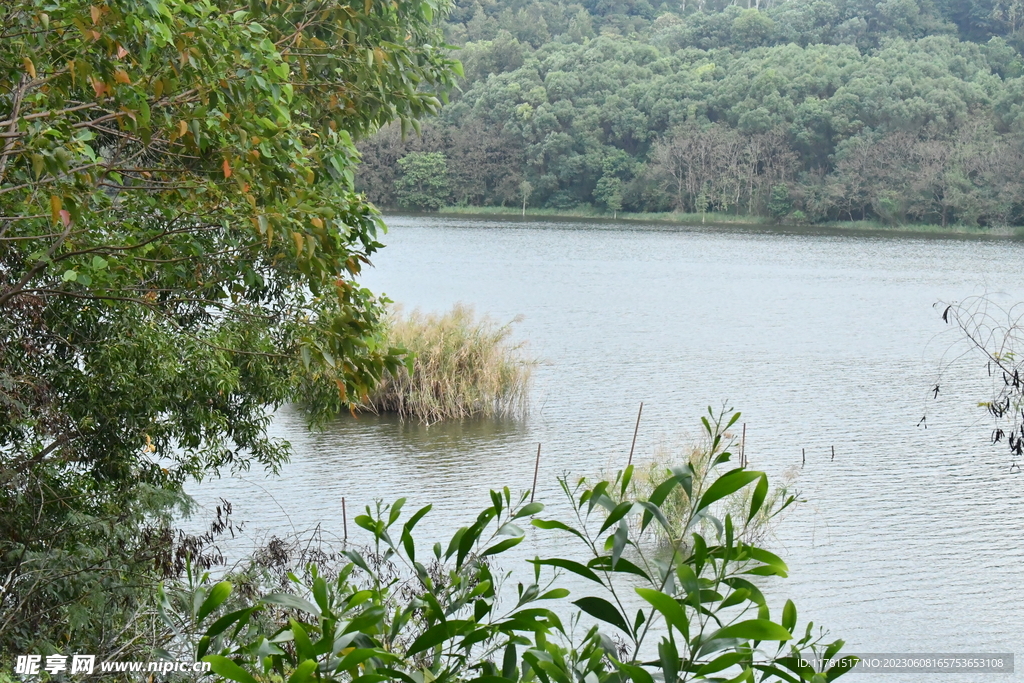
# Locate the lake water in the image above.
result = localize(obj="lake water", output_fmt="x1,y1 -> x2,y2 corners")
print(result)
190,215 -> 1024,681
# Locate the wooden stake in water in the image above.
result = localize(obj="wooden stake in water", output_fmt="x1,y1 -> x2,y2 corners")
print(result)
627,402 -> 644,467
531,443 -> 541,504
342,497 -> 348,542
740,423 -> 747,468
802,448 -> 805,468
831,445 -> 835,461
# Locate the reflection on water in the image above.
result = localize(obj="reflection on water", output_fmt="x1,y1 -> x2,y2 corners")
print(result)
189,215 -> 1024,682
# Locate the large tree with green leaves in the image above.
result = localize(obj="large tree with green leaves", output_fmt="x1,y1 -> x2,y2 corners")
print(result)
0,0 -> 458,657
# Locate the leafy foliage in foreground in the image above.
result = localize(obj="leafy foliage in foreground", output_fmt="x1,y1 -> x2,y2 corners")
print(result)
0,0 -> 458,658
165,411 -> 854,683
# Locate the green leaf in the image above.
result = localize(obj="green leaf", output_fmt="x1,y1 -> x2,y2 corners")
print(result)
709,619 -> 793,642
261,593 -> 321,616
481,536 -> 524,556
202,656 -> 259,683
573,596 -> 630,635
614,661 -> 654,683
513,502 -> 544,519
290,619 -> 314,660
406,620 -> 469,656
588,555 -> 650,580
635,588 -> 688,640
338,648 -> 383,671
197,581 -> 232,622
782,599 -> 796,633
748,474 -> 768,523
696,469 -> 763,514
529,558 -> 605,586
599,501 -> 635,534
695,652 -> 748,676
204,607 -> 258,639
287,659 -> 317,683
62,270 -> 78,282
531,519 -> 586,541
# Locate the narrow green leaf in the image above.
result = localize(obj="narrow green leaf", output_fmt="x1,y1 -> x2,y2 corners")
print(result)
709,619 -> 793,642
530,558 -> 604,586
599,502 -> 635,535
782,599 -> 796,633
531,519 -> 586,541
287,659 -> 317,683
261,593 -> 321,616
615,661 -> 654,683
513,502 -> 544,519
573,596 -> 630,635
635,588 -> 688,640
695,652 -> 747,676
696,470 -> 763,514
481,536 -> 524,557
197,581 -> 232,622
747,475 -> 768,523
202,656 -> 259,683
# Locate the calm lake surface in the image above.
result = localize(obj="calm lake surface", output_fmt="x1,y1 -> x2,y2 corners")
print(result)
190,215 -> 1024,681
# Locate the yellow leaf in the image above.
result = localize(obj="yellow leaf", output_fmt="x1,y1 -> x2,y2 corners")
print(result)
310,217 -> 323,229
305,169 -> 314,183
117,44 -> 129,59
22,58 -> 36,79
49,195 -> 62,224
90,77 -> 106,97
113,69 -> 131,84
178,120 -> 187,137
153,79 -> 164,98
222,158 -> 232,178
90,5 -> 101,24
292,231 -> 304,255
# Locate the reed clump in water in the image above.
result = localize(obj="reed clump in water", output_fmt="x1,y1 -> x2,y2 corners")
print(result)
362,304 -> 532,423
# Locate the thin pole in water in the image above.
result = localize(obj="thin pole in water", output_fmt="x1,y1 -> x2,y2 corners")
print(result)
531,443 -> 541,504
741,423 -> 747,468
342,497 -> 348,542
627,402 -> 644,468
831,445 -> 835,461
802,448 -> 805,468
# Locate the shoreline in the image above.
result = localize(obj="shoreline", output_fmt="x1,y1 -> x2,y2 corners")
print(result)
391,206 -> 1024,239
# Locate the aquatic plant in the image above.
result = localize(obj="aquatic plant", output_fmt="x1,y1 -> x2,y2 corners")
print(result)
361,305 -> 532,423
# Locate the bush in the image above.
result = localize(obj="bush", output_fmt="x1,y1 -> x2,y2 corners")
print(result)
361,305 -> 532,423
165,409 -> 856,683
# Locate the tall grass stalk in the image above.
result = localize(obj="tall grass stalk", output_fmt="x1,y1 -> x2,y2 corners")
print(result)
361,304 -> 532,423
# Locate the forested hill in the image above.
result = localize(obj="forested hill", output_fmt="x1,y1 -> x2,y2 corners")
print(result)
356,0 -> 1024,227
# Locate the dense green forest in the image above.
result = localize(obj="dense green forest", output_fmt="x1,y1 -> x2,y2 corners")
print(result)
356,0 -> 1024,227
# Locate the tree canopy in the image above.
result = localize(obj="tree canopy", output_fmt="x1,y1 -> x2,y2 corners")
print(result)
357,0 -> 1024,227
0,0 -> 457,656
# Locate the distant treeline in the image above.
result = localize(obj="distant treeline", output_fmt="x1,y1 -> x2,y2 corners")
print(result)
356,0 -> 1024,226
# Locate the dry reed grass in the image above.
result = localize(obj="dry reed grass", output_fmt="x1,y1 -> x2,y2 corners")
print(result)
360,304 -> 532,424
